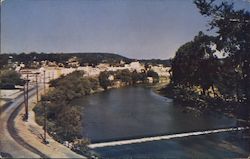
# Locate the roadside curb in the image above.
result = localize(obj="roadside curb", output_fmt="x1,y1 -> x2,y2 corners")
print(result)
7,98 -> 49,158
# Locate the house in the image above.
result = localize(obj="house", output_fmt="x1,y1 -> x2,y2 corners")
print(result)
108,75 -> 115,81
147,77 -> 154,83
67,56 -> 80,68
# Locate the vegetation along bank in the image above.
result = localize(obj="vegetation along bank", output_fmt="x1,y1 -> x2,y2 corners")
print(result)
160,0 -> 250,123
33,69 -> 159,155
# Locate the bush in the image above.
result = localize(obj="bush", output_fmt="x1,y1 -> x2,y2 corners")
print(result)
34,70 -> 100,143
56,106 -> 82,141
147,70 -> 159,83
99,71 -> 112,90
115,69 -> 132,84
0,70 -> 25,88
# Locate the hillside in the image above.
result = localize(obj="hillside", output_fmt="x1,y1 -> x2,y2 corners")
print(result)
139,59 -> 171,67
0,52 -> 171,68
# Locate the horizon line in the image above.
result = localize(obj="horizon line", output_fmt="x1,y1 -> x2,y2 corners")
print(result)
0,52 -> 172,60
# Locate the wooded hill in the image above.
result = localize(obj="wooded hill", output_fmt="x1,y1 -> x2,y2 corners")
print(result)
0,52 -> 171,68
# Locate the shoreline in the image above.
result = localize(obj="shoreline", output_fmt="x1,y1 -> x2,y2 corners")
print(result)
33,78 -> 249,157
155,84 -> 250,125
32,73 -> 161,157
33,82 -> 250,157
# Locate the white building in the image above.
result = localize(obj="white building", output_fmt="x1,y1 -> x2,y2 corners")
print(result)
150,65 -> 171,77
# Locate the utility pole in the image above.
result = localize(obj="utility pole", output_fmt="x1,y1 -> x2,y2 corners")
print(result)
43,70 -> 46,94
41,68 -> 48,144
23,82 -> 26,118
43,101 -> 47,144
24,74 -> 29,120
35,73 -> 39,103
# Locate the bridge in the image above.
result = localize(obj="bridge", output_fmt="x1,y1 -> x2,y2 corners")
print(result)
88,127 -> 249,148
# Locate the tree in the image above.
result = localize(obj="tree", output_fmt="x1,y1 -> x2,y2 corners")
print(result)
48,71 -> 91,102
0,55 -> 9,68
147,70 -> 159,83
99,71 -> 112,90
34,70 -> 100,143
115,69 -> 132,84
56,106 -> 82,141
194,0 -> 250,105
131,70 -> 147,84
0,70 -> 25,88
171,32 -> 218,95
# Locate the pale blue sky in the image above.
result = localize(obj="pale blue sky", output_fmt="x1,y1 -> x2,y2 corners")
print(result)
1,0 -> 249,59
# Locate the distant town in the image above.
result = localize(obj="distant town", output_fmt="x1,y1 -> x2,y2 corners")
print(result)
1,53 -> 171,86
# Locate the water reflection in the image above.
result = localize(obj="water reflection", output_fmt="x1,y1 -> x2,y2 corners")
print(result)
73,86 -> 249,158
77,86 -> 236,142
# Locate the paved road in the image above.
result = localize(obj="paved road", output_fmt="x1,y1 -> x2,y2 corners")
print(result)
0,87 -> 46,158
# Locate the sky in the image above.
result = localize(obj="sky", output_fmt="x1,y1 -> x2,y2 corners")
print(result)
1,0 -> 249,59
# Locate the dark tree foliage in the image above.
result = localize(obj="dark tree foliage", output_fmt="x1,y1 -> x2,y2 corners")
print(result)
0,55 -> 9,68
34,71 -> 98,142
168,0 -> 250,119
147,70 -> 160,82
194,0 -> 250,104
131,70 -> 147,84
46,71 -> 93,102
99,71 -> 112,90
98,69 -> 159,89
139,59 -> 171,67
115,69 -> 132,84
56,106 -> 82,141
0,70 -> 25,89
0,52 -> 171,68
171,32 -> 219,95
0,53 -> 132,67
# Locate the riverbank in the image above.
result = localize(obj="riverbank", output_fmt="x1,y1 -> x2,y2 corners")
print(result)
157,84 -> 250,125
155,84 -> 250,158
33,71 -> 100,157
33,70 -> 160,157
76,86 -> 250,158
32,70 -> 248,158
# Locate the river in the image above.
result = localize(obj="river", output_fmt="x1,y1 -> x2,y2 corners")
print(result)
73,86 -> 249,158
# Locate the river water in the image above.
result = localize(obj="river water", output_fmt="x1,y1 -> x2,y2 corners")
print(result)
74,86 -> 250,158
